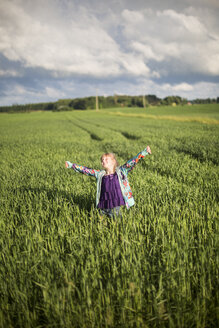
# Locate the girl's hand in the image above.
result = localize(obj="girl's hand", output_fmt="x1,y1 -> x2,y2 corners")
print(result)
146,146 -> 152,154
65,161 -> 70,168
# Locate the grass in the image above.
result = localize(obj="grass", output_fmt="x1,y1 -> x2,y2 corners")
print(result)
0,104 -> 218,327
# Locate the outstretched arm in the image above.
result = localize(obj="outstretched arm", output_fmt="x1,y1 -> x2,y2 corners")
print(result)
65,161 -> 100,178
120,146 -> 151,174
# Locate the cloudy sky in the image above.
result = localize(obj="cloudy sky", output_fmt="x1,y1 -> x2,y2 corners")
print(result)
0,0 -> 219,105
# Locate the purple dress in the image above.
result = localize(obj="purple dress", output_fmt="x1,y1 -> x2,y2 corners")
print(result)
98,172 -> 125,209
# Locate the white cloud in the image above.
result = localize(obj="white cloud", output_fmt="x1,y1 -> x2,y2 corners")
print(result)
0,0 -> 218,105
131,42 -> 163,62
45,87 -> 65,99
122,8 -> 145,22
120,53 -> 150,76
161,82 -> 193,92
1,1 -> 219,78
0,0 -> 151,78
153,80 -> 218,99
172,83 -> 194,91
121,7 -> 219,76
0,69 -> 22,77
0,82 -> 69,105
158,9 -> 207,37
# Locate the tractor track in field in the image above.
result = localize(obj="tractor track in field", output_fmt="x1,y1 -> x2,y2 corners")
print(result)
68,116 -> 141,141
65,116 -> 103,141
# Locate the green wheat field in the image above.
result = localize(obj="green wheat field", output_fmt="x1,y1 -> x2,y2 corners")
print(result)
0,104 -> 218,327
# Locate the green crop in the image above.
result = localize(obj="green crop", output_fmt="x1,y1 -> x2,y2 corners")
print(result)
0,105 -> 218,327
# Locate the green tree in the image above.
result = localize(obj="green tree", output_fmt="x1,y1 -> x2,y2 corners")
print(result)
70,99 -> 87,110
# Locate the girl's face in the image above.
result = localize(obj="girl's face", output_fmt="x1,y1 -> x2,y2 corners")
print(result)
101,155 -> 115,170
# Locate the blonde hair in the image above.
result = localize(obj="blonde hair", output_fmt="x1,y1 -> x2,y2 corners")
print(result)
100,153 -> 119,172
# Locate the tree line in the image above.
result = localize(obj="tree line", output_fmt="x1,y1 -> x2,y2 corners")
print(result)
0,95 -> 218,113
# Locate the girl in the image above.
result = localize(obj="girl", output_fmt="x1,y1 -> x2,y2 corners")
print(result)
65,146 -> 151,218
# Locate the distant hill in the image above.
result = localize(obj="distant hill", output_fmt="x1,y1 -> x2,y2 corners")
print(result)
0,94 -> 218,113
